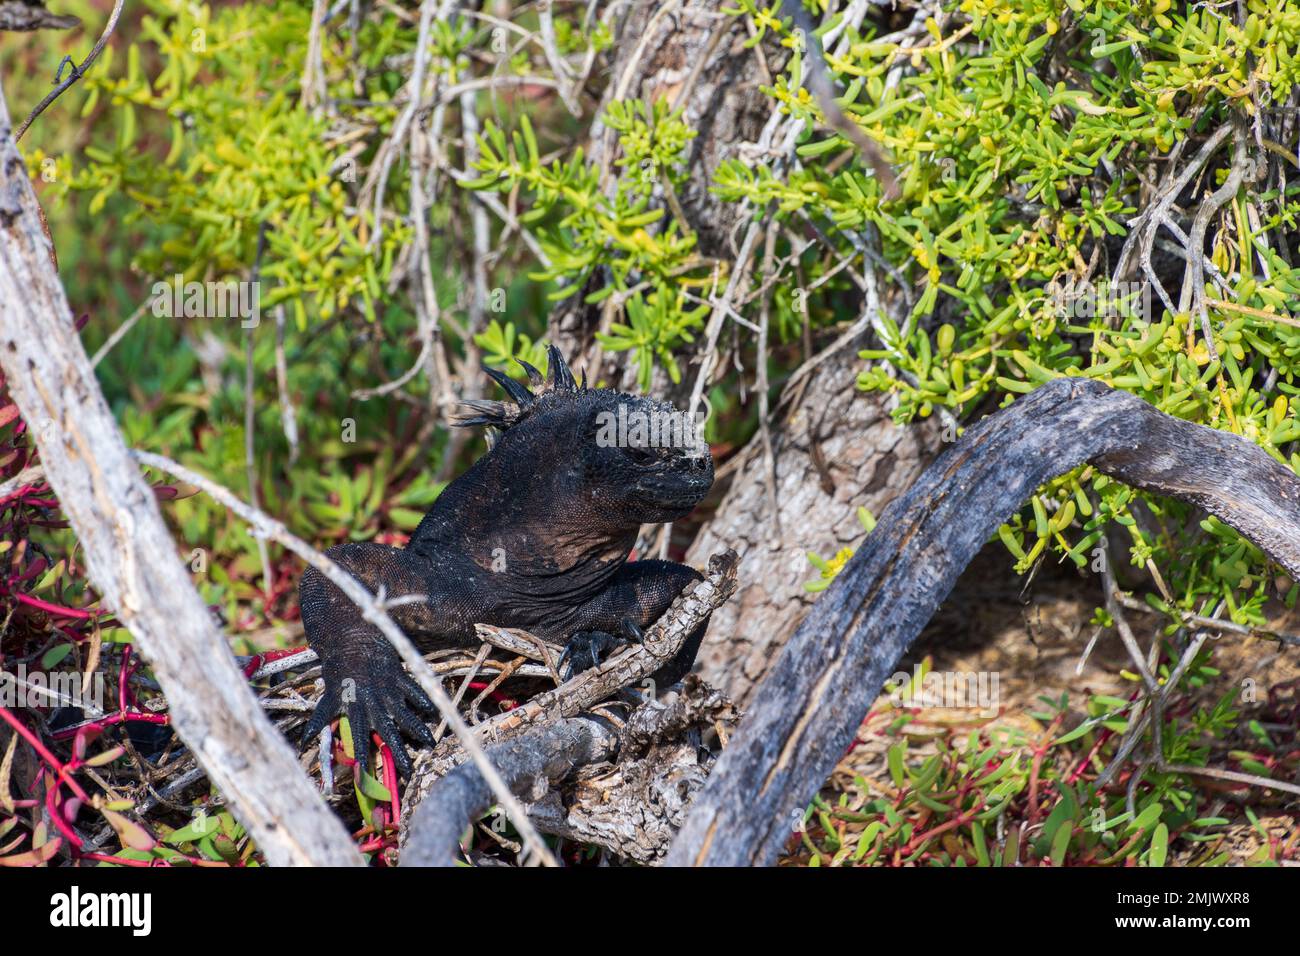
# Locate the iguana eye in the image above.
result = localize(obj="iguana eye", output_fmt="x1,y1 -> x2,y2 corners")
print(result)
622,445 -> 656,466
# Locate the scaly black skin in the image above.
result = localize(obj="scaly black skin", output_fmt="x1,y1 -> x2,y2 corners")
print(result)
298,347 -> 715,778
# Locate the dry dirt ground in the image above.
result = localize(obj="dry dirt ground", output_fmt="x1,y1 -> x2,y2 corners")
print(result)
798,544 -> 1300,866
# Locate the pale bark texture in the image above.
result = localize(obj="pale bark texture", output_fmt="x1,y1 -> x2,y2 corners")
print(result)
402,716 -> 619,867
548,1 -> 941,707
0,81 -> 361,867
551,0 -> 787,383
686,345 -> 943,706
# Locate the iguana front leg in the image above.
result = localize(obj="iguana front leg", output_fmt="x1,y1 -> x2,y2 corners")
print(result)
298,542 -> 471,778
550,559 -> 709,687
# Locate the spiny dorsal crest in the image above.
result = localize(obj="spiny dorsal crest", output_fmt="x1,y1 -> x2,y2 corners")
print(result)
451,344 -> 588,430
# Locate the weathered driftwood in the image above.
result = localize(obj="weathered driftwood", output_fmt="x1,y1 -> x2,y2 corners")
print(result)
402,717 -> 619,867
399,550 -> 739,855
404,678 -> 739,865
668,376 -> 1300,866
687,344 -> 943,707
0,82 -> 361,866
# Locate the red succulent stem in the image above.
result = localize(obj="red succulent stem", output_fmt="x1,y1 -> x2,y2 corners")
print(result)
12,592 -> 98,619
50,710 -> 169,742
0,706 -> 89,801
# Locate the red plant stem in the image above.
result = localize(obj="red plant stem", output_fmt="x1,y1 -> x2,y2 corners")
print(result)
50,710 -> 170,742
465,680 -> 515,707
119,647 -> 130,714
12,592 -> 97,619
1027,714 -> 1065,825
357,835 -> 392,853
899,797 -> 989,858
0,485 -> 46,507
241,645 -> 306,678
381,742 -> 400,825
1066,728 -> 1114,784
118,645 -> 144,713
0,706 -> 179,866
0,705 -> 89,801
77,852 -> 155,867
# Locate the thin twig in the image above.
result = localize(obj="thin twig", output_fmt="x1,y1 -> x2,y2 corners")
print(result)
89,297 -> 151,369
537,0 -> 581,116
756,224 -> 781,543
16,0 -> 125,141
246,227 -> 274,597
300,0 -> 329,115
272,304 -> 300,465
1179,119 -> 1250,361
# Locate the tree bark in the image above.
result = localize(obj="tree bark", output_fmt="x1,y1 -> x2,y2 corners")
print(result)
402,716 -> 620,867
550,0 -> 787,386
668,376 -> 1300,866
687,343 -> 943,706
548,1 -> 941,706
0,80 -> 362,866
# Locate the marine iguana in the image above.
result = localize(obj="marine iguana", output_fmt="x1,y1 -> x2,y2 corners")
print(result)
298,347 -> 715,778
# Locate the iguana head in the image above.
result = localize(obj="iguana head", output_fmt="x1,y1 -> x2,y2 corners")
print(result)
453,346 -> 714,529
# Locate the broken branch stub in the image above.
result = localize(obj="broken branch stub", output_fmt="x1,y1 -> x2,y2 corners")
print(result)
668,376 -> 1300,866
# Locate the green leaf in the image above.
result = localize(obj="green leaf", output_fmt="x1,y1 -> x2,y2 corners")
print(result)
1148,823 -> 1168,867
40,643 -> 74,669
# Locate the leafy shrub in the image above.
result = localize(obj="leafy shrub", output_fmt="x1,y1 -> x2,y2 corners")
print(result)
11,0 -> 1300,865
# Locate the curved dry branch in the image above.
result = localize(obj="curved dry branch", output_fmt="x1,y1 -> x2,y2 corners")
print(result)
399,550 -> 740,853
668,376 -> 1300,866
401,717 -> 619,867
